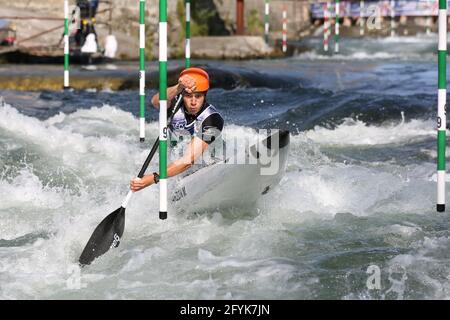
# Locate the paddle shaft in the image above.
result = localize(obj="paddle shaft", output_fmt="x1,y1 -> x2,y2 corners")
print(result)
138,92 -> 184,178
121,92 -> 184,208
79,93 -> 185,265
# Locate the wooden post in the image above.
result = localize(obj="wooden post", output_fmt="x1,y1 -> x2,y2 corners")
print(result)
236,0 -> 244,35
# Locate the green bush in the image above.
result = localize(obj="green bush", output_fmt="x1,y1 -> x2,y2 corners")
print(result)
247,9 -> 263,36
177,0 -> 217,36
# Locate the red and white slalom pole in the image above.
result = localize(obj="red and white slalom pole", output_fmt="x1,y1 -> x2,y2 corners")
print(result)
323,2 -> 329,52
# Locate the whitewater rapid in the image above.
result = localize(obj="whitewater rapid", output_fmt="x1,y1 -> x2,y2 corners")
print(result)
2,31 -> 450,298
1,91 -> 448,299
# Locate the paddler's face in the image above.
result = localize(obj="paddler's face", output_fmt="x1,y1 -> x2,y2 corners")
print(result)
183,92 -> 205,115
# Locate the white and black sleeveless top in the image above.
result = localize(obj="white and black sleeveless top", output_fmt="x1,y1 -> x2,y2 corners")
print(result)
168,95 -> 224,145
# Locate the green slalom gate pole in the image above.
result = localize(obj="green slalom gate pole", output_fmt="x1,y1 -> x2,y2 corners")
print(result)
139,0 -> 146,142
159,0 -> 168,220
335,0 -> 339,53
185,0 -> 191,68
437,0 -> 447,212
265,0 -> 270,44
64,0 -> 70,89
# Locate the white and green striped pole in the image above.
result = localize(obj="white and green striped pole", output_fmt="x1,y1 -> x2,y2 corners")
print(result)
185,0 -> 191,68
139,0 -> 146,142
390,0 -> 396,37
360,0 -> 365,36
327,2 -> 331,50
264,0 -> 270,44
437,0 -> 447,212
159,0 -> 168,220
323,2 -> 329,52
64,0 -> 70,89
335,0 -> 339,54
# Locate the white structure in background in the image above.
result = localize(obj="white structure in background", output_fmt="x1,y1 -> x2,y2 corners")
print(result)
104,34 -> 118,58
81,33 -> 97,53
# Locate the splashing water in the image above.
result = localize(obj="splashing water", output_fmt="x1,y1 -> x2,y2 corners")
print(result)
1,36 -> 450,299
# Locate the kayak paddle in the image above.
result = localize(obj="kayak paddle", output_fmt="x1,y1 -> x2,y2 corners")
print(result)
78,92 -> 184,266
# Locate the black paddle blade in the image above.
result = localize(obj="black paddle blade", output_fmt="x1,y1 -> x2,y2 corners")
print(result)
79,207 -> 125,266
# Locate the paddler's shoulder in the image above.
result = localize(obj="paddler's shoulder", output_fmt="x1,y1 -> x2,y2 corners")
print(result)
202,112 -> 224,131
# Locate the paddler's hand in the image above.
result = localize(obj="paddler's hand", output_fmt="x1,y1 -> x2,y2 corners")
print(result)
178,74 -> 196,94
130,175 -> 155,192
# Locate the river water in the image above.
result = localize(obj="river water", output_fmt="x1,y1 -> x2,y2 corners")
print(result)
1,34 -> 450,299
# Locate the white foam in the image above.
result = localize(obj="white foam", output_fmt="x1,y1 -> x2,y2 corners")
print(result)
376,224 -> 422,238
375,35 -> 435,44
0,99 -> 446,299
305,118 -> 434,146
0,168 -> 64,210
295,51 -> 399,61
385,236 -> 450,299
294,34 -> 435,61
0,103 -> 148,177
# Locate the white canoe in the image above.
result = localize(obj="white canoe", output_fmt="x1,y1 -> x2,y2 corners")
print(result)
169,130 -> 290,214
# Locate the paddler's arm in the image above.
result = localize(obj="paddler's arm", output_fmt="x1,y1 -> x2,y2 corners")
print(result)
151,75 -> 197,109
130,137 -> 208,192
150,84 -> 180,109
167,136 -> 208,177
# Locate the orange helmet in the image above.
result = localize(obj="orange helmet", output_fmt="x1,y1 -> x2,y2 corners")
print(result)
179,67 -> 210,92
